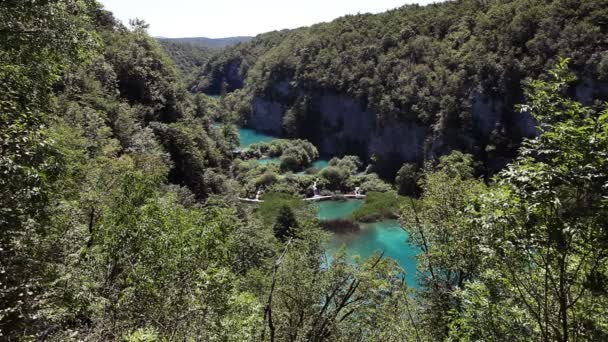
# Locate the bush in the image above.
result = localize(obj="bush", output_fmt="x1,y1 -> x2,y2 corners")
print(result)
329,155 -> 362,175
245,139 -> 319,172
256,171 -> 279,188
280,148 -> 305,171
319,166 -> 348,191
355,173 -> 392,193
273,205 -> 299,242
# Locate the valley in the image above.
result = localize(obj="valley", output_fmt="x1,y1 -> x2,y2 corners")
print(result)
233,124 -> 420,286
3,0 -> 608,340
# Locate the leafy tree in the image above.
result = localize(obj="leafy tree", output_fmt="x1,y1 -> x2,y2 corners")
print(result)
0,0 -> 97,337
395,162 -> 421,196
257,192 -> 308,227
400,151 -> 486,340
452,59 -> 608,341
273,205 -> 299,242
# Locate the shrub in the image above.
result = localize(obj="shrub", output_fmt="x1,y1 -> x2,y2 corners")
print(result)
351,191 -> 405,222
356,173 -> 392,193
319,166 -> 348,191
329,155 -> 362,175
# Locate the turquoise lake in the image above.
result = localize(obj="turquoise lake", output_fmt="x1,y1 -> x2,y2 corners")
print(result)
316,200 -> 420,288
238,128 -> 276,148
311,159 -> 330,169
315,199 -> 363,220
235,127 -> 419,285
257,157 -> 280,165
237,128 -> 329,168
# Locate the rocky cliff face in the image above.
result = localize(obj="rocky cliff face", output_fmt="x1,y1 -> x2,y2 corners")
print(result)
198,59 -> 245,94
315,94 -> 427,163
244,87 -> 546,177
197,0 -> 608,178
248,97 -> 284,133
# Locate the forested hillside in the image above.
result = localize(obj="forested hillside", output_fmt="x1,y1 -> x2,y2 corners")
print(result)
158,36 -> 253,82
2,0 -> 607,341
162,36 -> 253,49
158,39 -> 214,81
196,0 -> 608,177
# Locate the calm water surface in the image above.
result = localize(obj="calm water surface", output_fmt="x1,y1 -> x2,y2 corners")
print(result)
238,128 -> 277,148
316,199 -> 420,287
312,159 -> 330,169
237,128 -> 330,169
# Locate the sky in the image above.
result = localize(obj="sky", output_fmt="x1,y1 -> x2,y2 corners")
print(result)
98,0 -> 440,38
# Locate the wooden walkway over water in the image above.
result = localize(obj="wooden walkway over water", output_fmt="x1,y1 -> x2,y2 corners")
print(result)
238,194 -> 365,204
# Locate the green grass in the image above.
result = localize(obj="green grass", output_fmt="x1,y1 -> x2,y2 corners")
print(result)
257,192 -> 306,226
350,191 -> 406,223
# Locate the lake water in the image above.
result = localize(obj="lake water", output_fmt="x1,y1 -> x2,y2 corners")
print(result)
312,159 -> 330,169
239,128 -> 277,148
235,127 -> 419,283
315,199 -> 363,220
237,128 -> 330,169
316,199 -> 420,288
257,157 -> 280,165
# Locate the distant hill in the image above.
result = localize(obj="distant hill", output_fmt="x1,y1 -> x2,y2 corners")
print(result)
157,36 -> 252,81
158,40 -> 214,81
158,36 -> 253,49
194,1 -> 608,178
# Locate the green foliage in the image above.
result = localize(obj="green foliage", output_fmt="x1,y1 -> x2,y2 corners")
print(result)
103,20 -> 185,123
351,191 -> 405,222
198,0 -> 608,174
124,328 -> 162,342
400,60 -> 608,341
435,150 -> 474,180
454,59 -> 608,341
151,118 -> 231,199
261,217 -> 416,341
0,0 -> 99,337
319,166 -> 349,191
4,0 -> 608,340
400,150 -> 487,339
273,205 -> 299,242
328,155 -> 362,175
0,2 -> 252,339
315,155 -> 392,193
195,30 -> 292,94
257,192 -> 307,227
158,39 -> 213,82
395,162 -> 421,196
242,138 -> 319,172
354,173 -> 393,193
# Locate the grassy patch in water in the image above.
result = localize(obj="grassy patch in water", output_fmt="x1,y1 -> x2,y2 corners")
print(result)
351,191 -> 406,223
320,219 -> 361,233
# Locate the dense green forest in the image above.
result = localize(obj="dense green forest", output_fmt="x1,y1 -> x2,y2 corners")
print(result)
157,37 -> 252,83
196,0 -> 608,177
1,0 -> 607,341
158,40 -> 214,82
161,36 -> 252,49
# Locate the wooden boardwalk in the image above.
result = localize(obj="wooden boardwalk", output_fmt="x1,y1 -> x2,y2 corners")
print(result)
238,194 -> 365,204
